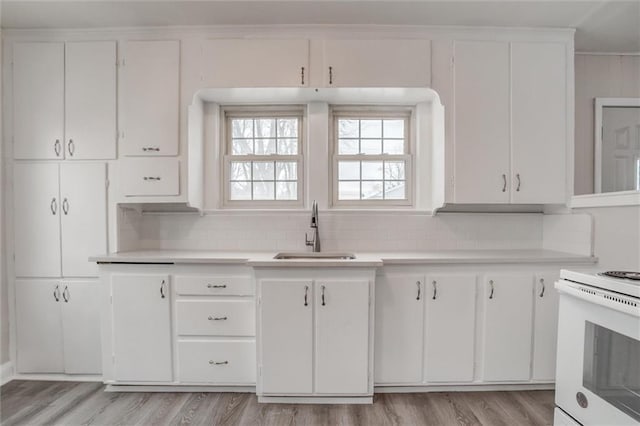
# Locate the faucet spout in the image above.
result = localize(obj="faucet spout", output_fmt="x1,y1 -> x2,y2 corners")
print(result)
305,201 -> 321,252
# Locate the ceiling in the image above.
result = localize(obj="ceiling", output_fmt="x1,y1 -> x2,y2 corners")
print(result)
1,0 -> 639,53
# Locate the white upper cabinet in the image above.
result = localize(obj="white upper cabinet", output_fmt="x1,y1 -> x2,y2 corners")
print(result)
13,43 -> 65,159
453,41 -> 511,204
65,41 -> 117,160
203,39 -> 309,87
511,42 -> 567,204
322,39 -> 431,87
121,40 -> 180,156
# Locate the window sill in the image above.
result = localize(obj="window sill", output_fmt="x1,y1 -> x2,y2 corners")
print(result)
571,191 -> 640,208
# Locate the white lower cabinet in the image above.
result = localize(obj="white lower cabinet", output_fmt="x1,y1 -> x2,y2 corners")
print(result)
532,272 -> 560,381
15,280 -> 101,374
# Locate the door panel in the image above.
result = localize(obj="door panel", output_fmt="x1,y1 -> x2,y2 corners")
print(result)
532,272 -> 560,381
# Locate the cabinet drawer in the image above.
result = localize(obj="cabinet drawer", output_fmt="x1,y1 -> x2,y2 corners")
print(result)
178,340 -> 256,384
175,275 -> 253,296
120,159 -> 179,196
176,300 -> 255,336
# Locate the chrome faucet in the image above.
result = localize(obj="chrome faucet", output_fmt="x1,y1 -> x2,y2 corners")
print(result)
305,200 -> 321,252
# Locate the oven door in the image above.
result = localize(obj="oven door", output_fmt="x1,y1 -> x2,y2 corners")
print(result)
556,280 -> 640,426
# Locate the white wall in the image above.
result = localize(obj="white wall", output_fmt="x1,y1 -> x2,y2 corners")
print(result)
574,54 -> 640,195
0,22 -> 9,365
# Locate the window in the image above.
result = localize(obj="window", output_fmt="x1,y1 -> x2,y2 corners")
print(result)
223,107 -> 304,206
331,107 -> 413,206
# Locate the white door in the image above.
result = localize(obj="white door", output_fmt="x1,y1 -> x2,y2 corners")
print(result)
322,39 -> 431,87
61,281 -> 102,374
13,42 -> 65,159
425,274 -> 476,383
600,106 -> 640,192
121,40 -> 179,156
112,274 -> 172,382
315,280 -> 370,394
532,272 -> 560,381
65,41 -> 117,160
482,274 -> 534,381
374,274 -> 424,384
259,280 -> 313,395
13,163 -> 61,277
60,163 -> 107,277
15,280 -> 64,373
453,41 -> 510,203
203,39 -> 309,87
511,42 -> 566,204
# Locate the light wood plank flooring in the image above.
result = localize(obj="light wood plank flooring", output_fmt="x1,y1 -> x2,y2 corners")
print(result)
1,381 -> 555,426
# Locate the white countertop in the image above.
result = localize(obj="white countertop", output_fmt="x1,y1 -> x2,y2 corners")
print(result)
90,249 -> 597,266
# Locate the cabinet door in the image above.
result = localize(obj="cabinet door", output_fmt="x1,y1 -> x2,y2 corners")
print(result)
425,274 -> 476,383
322,39 -> 431,87
259,280 -> 313,394
112,274 -> 172,382
61,281 -> 102,374
65,41 -> 117,160
532,272 -> 560,381
13,163 -> 61,277
453,41 -> 510,203
13,42 -> 64,159
122,40 -> 179,156
511,42 -> 566,204
15,280 -> 64,373
482,274 -> 533,381
315,280 -> 370,394
374,275 -> 424,384
203,39 -> 309,87
60,163 -> 107,277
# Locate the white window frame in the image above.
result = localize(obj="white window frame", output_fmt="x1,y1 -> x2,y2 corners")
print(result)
221,105 -> 305,208
330,106 -> 415,208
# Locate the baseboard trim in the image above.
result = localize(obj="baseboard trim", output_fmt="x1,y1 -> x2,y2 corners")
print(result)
374,383 -> 555,393
1,362 -> 15,386
258,395 -> 373,404
106,385 -> 255,393
12,373 -> 102,383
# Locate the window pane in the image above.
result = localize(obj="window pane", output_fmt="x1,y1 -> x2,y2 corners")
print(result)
339,139 -> 359,155
338,181 -> 360,200
277,138 -> 298,155
383,139 -> 404,154
232,139 -> 253,155
361,139 -> 382,155
361,119 -> 382,138
253,181 -> 275,200
276,162 -> 297,181
384,161 -> 405,180
276,182 -> 297,200
255,138 -> 276,155
230,181 -> 252,200
231,119 -> 253,138
339,161 -> 360,180
383,119 -> 404,138
253,161 -> 275,181
255,119 -> 276,138
385,181 -> 406,199
362,181 -> 383,199
362,161 -> 383,180
277,118 -> 298,138
338,119 -> 359,138
230,161 -> 252,181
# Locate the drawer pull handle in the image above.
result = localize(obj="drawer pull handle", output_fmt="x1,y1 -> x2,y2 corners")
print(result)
209,360 -> 229,365
160,280 -> 166,299
208,316 -> 228,321
416,281 -> 421,300
539,278 -> 545,298
62,285 -> 70,303
143,176 -> 161,181
304,285 -> 309,306
53,285 -> 60,302
489,280 -> 495,299
501,174 -> 507,192
207,284 -> 227,289
54,139 -> 61,157
321,285 -> 326,306
142,147 -> 160,152
68,139 -> 75,156
432,280 -> 437,300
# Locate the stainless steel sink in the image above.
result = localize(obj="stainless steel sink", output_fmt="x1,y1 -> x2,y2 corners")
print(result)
274,252 -> 356,260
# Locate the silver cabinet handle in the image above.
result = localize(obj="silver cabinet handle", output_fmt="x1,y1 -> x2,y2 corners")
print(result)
143,176 -> 161,181
416,281 -> 421,300
208,316 -> 228,321
321,285 -> 326,306
432,280 -> 437,300
160,279 -> 166,299
53,285 -> 60,302
209,360 -> 228,365
502,174 -> 507,192
62,198 -> 69,215
67,139 -> 75,157
50,198 -> 57,215
329,66 -> 333,85
54,139 -> 61,157
539,278 -> 545,298
207,284 -> 227,289
489,280 -> 495,299
304,285 -> 309,306
516,173 -> 521,192
142,147 -> 160,152
301,66 -> 305,85
62,285 -> 70,303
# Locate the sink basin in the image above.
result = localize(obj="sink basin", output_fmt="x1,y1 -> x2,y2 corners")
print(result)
274,252 -> 356,260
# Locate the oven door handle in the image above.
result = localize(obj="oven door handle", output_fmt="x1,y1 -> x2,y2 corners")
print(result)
556,280 -> 640,318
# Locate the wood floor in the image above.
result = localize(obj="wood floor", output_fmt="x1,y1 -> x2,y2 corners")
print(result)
1,380 -> 555,426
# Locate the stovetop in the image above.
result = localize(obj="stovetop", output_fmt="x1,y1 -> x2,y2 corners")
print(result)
560,269 -> 640,298
601,271 -> 640,281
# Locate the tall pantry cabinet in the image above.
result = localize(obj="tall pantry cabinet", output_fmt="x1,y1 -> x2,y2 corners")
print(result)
11,41 -> 115,375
